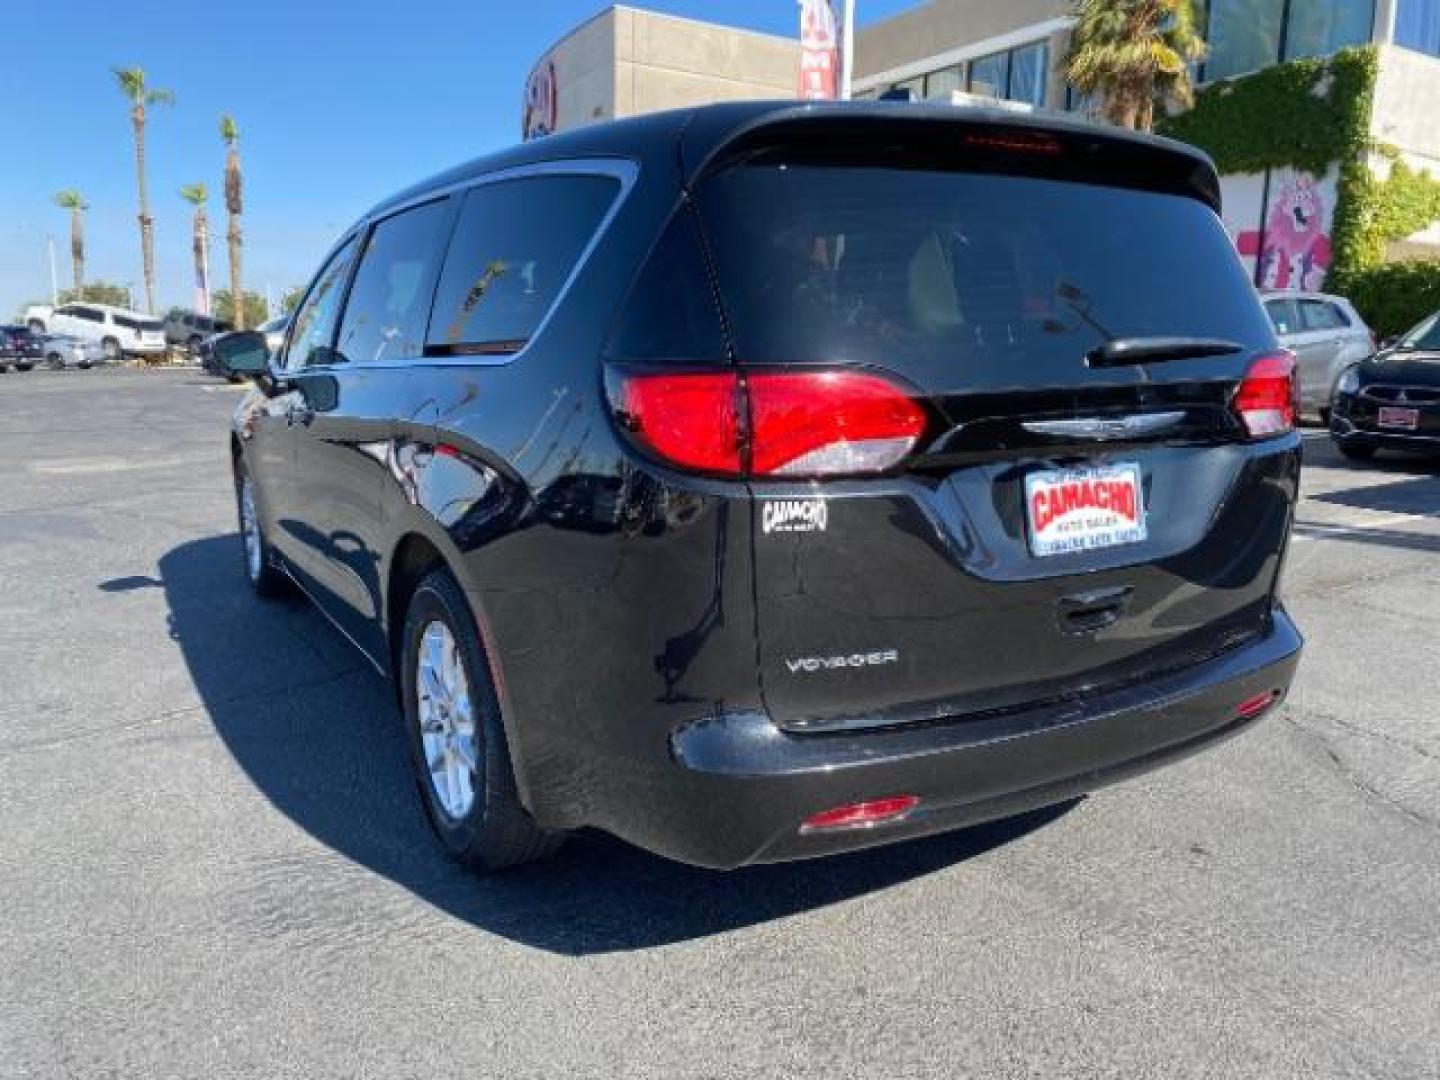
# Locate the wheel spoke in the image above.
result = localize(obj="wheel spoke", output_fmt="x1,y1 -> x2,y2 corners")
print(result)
414,618 -> 479,820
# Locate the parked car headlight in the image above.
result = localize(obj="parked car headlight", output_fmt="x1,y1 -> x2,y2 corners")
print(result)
1336,367 -> 1361,396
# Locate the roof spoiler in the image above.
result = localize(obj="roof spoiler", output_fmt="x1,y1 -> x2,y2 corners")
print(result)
679,103 -> 1222,213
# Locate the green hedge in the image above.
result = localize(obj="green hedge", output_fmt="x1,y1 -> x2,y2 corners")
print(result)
1342,259 -> 1440,337
1158,48 -> 1376,177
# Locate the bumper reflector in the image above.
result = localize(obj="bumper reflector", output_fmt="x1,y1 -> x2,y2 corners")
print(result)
1235,691 -> 1279,720
801,795 -> 920,833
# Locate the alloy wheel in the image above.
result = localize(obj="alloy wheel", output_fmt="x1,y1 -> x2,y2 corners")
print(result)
416,620 -> 479,820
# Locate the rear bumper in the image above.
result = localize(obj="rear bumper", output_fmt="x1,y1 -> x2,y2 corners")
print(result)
613,609 -> 1302,869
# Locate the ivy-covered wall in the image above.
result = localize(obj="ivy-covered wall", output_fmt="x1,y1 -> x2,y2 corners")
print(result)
1157,45 -> 1440,294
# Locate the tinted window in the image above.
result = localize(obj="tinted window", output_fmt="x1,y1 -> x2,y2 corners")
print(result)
335,200 -> 451,365
606,207 -> 727,363
1206,0 -> 1284,78
1266,299 -> 1301,334
428,175 -> 619,352
67,307 -> 102,323
285,236 -> 359,370
697,164 -> 1274,389
1299,299 -> 1348,330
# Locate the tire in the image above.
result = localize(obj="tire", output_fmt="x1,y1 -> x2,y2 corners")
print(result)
1337,441 -> 1376,462
401,569 -> 561,872
101,337 -> 121,363
47,353 -> 65,370
78,362 -> 92,370
235,466 -> 288,598
1319,406 -> 1331,426
14,363 -> 33,372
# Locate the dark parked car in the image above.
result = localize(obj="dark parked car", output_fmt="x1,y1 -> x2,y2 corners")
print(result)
0,324 -> 43,371
1330,310 -> 1440,460
215,102 -> 1304,873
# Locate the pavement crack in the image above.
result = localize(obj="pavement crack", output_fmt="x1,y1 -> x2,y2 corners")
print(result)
1283,712 -> 1440,833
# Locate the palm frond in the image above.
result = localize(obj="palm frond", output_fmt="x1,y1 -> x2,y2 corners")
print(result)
53,188 -> 88,211
179,182 -> 208,206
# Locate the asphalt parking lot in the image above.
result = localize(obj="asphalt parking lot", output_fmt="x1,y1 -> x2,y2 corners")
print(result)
2,367 -> 1437,1079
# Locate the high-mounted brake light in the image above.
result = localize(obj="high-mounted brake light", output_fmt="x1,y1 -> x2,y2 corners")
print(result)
1234,351 -> 1298,438
611,368 -> 927,478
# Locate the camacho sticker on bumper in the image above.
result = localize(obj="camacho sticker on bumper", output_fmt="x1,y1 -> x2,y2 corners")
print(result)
762,498 -> 828,535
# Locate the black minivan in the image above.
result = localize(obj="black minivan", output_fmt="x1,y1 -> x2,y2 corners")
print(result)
216,102 -> 1303,871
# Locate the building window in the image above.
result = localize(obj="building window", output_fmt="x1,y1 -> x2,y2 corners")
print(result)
1204,0 -> 1286,79
1202,0 -> 1375,81
967,41 -> 1049,106
1397,0 -> 1440,55
967,51 -> 1011,99
1286,0 -> 1376,60
1009,42 -> 1048,106
924,64 -> 964,100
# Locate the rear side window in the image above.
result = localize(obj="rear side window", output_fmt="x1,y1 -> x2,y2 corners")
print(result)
69,307 -> 102,323
1299,299 -> 1348,331
1265,299 -> 1300,335
335,199 -> 452,364
695,165 -> 1274,387
428,175 -> 619,354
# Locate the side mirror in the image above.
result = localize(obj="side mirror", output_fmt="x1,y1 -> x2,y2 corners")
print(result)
212,331 -> 272,379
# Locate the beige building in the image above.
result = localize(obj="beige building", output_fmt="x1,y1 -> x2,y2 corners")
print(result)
523,5 -> 798,138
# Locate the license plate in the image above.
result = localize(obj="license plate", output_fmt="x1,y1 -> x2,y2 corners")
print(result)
1378,406 -> 1419,430
1025,463 -> 1146,557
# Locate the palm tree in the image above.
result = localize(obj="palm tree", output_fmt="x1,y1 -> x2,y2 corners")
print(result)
113,67 -> 175,314
220,114 -> 246,330
52,189 -> 89,300
1065,0 -> 1205,132
179,183 -> 212,318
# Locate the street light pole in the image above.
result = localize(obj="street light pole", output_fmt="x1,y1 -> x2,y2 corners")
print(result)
46,233 -> 59,305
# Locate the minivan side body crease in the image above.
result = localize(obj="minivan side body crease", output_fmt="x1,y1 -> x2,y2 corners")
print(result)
221,102 -> 1303,871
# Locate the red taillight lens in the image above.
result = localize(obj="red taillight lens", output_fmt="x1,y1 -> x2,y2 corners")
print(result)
611,368 -> 927,478
747,371 -> 928,476
801,795 -> 920,833
1234,351 -> 1298,438
617,372 -> 743,474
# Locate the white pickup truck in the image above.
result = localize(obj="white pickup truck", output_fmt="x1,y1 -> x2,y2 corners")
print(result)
24,302 -> 167,362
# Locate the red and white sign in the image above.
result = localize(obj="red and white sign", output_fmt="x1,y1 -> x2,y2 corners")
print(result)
798,0 -> 843,100
1025,464 -> 1147,557
522,58 -> 558,141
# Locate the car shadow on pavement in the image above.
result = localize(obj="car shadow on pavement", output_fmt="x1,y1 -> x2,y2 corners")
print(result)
156,534 -> 1075,956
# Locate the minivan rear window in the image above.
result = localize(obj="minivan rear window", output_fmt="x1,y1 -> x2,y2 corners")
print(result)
695,165 -> 1274,390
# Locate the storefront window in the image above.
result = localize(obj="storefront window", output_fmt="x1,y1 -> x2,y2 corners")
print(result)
1397,0 -> 1440,54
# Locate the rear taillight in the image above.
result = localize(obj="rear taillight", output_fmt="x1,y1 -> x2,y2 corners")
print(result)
610,368 -> 927,478
1233,351 -> 1298,438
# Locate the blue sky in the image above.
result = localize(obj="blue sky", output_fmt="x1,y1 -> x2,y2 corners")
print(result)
1,0 -> 915,318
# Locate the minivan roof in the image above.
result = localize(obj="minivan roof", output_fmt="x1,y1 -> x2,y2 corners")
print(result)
366,100 -> 1222,220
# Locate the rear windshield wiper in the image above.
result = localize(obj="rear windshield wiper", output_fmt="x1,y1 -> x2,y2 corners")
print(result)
1086,337 -> 1243,369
